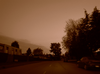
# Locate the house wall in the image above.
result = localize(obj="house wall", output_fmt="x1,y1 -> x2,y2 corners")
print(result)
0,43 -> 22,55
0,43 -> 22,63
0,43 -> 4,53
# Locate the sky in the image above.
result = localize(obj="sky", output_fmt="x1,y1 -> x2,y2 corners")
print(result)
0,0 -> 100,54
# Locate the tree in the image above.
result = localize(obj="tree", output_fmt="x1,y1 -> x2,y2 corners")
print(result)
27,48 -> 32,56
62,19 -> 80,58
50,43 -> 61,60
33,48 -> 43,56
62,7 -> 100,60
88,6 -> 100,51
11,41 -> 19,48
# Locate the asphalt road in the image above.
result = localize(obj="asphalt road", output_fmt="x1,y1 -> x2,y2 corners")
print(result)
0,61 -> 100,74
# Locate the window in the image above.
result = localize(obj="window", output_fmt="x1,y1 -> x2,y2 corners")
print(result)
16,49 -> 17,52
20,50 -> 21,52
12,49 -> 14,51
0,45 -> 4,50
6,47 -> 9,50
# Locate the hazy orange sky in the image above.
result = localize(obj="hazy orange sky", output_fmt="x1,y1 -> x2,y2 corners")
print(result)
0,0 -> 100,53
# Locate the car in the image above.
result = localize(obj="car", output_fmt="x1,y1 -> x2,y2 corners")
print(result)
64,58 -> 68,62
63,57 -> 68,62
77,57 -> 100,70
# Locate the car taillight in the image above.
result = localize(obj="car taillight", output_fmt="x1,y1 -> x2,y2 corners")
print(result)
89,61 -> 94,66
89,61 -> 91,64
77,61 -> 80,63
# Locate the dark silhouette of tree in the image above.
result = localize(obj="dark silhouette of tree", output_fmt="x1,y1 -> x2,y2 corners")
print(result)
50,43 -> 61,60
62,19 -> 80,58
11,41 -> 19,48
33,48 -> 43,56
62,7 -> 100,60
87,6 -> 100,51
27,48 -> 32,56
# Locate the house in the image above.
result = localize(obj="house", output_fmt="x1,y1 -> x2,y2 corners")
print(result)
0,43 -> 22,63
0,43 -> 22,55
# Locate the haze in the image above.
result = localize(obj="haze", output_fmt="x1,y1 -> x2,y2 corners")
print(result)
0,0 -> 100,54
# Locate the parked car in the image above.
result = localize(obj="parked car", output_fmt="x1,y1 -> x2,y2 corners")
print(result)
63,57 -> 68,62
77,57 -> 100,70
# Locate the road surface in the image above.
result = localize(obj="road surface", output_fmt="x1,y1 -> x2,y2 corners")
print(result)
0,61 -> 100,74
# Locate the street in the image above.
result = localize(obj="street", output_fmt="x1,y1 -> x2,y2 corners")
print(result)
0,61 -> 100,74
